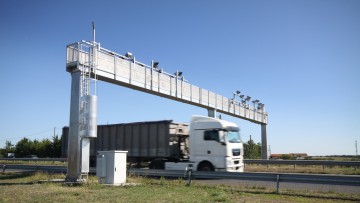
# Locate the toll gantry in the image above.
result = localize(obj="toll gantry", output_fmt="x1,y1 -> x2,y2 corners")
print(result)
65,38 -> 268,180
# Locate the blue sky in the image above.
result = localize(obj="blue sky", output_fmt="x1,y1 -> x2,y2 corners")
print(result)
0,0 -> 359,156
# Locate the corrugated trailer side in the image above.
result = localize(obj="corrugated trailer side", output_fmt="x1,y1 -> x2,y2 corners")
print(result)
62,120 -> 189,164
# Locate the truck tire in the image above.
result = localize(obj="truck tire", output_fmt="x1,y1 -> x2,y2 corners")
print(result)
197,162 -> 214,171
149,158 -> 165,169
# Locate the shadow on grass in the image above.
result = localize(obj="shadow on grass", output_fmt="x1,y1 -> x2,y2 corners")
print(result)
0,172 -> 37,186
0,172 -> 34,180
0,182 -> 35,186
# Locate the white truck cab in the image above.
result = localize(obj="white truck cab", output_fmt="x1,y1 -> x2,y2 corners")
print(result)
165,116 -> 244,172
189,116 -> 244,172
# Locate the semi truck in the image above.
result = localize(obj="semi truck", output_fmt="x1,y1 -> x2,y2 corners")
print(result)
61,116 -> 244,172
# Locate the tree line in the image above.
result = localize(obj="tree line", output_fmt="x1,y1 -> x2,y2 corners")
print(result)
243,138 -> 262,159
0,135 -> 62,158
1,134 -> 261,159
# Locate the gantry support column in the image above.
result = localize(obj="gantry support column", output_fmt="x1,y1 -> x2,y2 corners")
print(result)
261,124 -> 268,160
208,109 -> 217,118
66,69 -> 82,181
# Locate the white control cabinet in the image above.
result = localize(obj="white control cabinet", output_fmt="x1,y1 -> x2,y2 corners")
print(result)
96,151 -> 128,185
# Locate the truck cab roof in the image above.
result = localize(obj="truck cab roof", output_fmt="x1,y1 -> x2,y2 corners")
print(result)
191,115 -> 239,131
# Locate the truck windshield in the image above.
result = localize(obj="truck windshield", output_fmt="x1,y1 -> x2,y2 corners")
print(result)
225,131 -> 241,143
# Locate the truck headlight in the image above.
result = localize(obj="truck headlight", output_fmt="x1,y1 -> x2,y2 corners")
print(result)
226,158 -> 233,165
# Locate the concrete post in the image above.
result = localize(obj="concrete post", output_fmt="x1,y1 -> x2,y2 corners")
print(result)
66,70 -> 82,181
208,109 -> 217,118
261,124 -> 268,160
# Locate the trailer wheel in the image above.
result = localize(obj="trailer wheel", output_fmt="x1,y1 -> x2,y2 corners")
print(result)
197,161 -> 214,171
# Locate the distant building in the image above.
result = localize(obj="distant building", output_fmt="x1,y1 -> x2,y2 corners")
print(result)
289,153 -> 308,159
269,154 -> 282,159
270,153 -> 308,160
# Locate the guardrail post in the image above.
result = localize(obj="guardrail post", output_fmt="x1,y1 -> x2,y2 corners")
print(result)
185,164 -> 193,186
2,165 -> 6,173
187,169 -> 193,186
276,174 -> 280,193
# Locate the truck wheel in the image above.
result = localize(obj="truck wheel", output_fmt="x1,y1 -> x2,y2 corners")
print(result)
198,162 -> 214,171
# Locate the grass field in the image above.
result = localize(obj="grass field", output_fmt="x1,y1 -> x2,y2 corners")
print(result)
1,172 -> 359,203
0,160 -> 67,166
244,164 -> 360,175
244,156 -> 360,175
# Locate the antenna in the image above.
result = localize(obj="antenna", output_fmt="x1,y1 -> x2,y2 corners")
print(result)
92,21 -> 95,43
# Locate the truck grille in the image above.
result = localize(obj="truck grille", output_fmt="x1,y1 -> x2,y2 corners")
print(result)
232,148 -> 241,156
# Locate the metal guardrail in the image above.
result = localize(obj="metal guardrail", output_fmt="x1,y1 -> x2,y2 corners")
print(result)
1,164 -> 67,173
244,159 -> 360,167
129,169 -> 360,186
1,164 -> 360,187
0,158 -> 67,162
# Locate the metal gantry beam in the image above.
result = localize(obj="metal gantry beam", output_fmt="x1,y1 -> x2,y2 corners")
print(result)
66,41 -> 268,125
66,40 -> 269,175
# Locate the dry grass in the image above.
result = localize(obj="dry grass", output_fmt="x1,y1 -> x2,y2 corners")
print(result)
0,160 -> 67,166
245,164 -> 360,175
0,172 -> 359,203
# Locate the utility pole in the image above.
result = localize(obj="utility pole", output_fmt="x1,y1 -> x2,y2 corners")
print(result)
356,140 -> 358,156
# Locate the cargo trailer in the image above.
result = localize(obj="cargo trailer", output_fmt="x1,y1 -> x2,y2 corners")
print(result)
62,116 -> 244,172
62,120 -> 189,165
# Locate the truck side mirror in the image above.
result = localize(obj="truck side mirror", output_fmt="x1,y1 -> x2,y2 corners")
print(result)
219,131 -> 226,145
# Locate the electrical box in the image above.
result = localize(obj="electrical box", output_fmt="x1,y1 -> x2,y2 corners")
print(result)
96,150 -> 128,185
